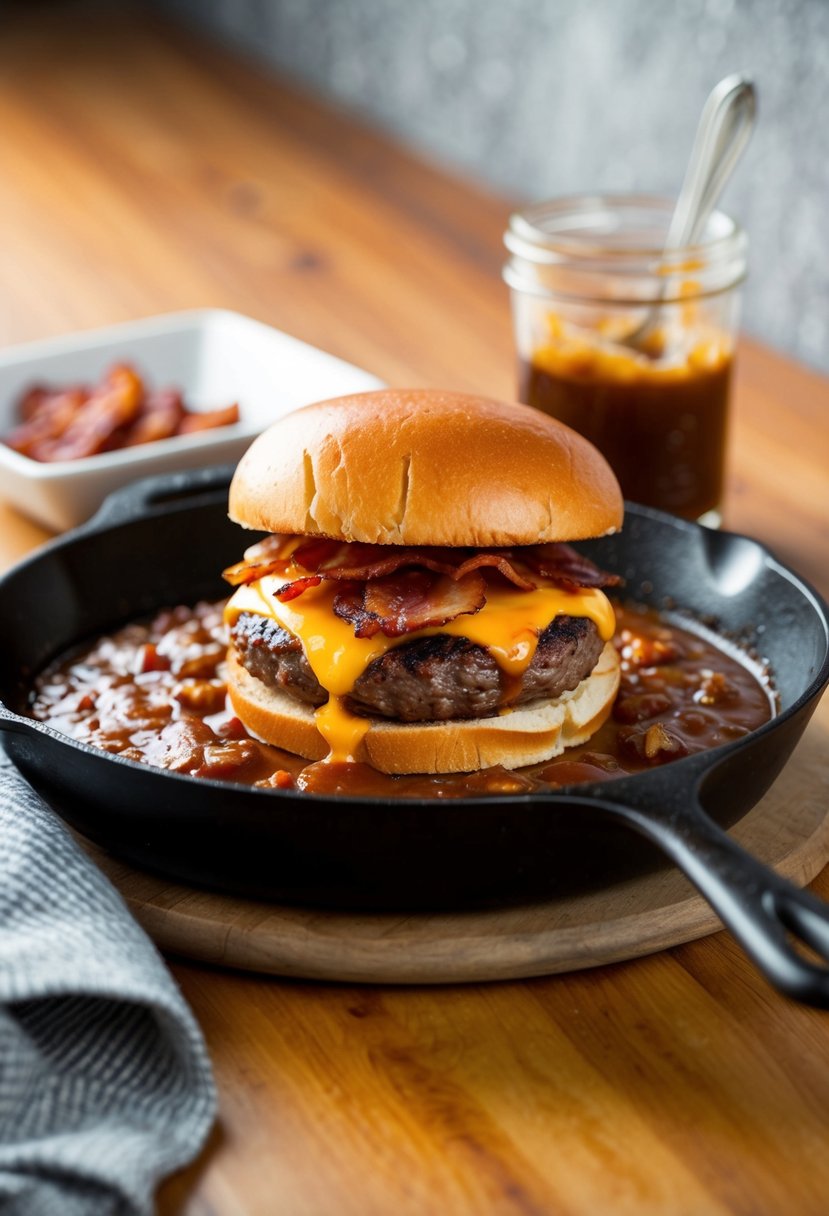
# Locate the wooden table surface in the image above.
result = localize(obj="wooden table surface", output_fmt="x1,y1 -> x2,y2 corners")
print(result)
1,6 -> 828,1215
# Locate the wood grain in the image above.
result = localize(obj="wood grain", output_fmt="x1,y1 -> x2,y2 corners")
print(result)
0,5 -> 828,1216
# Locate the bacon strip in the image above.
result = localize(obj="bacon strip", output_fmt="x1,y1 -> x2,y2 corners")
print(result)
522,543 -> 623,591
223,555 -> 291,586
452,553 -> 537,591
275,575 -> 323,602
291,537 -> 352,572
223,534 -> 620,604
334,571 -> 486,639
292,538 -> 460,581
222,535 -> 296,587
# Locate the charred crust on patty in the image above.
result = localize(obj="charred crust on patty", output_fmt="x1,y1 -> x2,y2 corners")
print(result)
231,613 -> 324,707
231,612 -> 603,723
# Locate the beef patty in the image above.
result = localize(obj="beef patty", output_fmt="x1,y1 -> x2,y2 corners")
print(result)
231,611 -> 604,723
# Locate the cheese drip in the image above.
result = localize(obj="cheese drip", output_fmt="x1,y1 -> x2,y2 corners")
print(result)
226,570 -> 615,763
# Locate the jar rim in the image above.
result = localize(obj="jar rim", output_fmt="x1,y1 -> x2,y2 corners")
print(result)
505,192 -> 745,265
503,192 -> 747,303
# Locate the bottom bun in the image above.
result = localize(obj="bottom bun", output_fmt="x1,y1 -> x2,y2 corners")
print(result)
227,643 -> 621,775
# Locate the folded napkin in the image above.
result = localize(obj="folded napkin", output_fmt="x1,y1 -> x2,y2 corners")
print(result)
0,751 -> 216,1216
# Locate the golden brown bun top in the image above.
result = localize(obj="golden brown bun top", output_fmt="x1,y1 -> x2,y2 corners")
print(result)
229,388 -> 623,546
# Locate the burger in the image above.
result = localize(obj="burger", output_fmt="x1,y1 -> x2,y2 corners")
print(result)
222,388 -> 623,775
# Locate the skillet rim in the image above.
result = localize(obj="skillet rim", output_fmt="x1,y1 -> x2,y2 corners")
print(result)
1,498 -> 828,811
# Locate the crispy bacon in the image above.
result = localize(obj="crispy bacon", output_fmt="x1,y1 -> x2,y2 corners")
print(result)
222,535 -> 295,587
283,538 -> 535,598
122,388 -> 184,447
275,575 -> 323,602
4,365 -> 238,463
224,533 -> 621,605
223,555 -> 289,586
452,553 -> 537,591
291,537 -> 352,572
333,571 -> 487,638
292,538 -> 460,581
522,543 -> 623,592
178,403 -> 240,433
287,537 -> 615,593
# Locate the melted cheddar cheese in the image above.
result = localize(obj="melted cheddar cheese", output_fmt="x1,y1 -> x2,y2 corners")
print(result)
225,570 -> 615,764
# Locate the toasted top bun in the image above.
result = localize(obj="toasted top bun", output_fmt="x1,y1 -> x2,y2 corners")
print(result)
229,389 -> 623,547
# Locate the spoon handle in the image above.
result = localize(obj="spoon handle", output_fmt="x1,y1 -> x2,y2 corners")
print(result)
666,74 -> 757,251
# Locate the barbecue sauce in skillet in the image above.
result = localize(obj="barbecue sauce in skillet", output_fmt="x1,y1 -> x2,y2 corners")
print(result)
29,599 -> 774,798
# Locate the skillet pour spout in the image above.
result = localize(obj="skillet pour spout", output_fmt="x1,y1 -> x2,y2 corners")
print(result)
1,471 -> 829,1005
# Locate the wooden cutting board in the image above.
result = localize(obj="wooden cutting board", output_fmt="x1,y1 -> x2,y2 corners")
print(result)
81,720 -> 829,985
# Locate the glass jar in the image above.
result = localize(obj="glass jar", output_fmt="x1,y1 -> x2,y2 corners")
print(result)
503,194 -> 747,525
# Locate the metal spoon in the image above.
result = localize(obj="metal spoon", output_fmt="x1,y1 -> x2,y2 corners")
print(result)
623,73 -> 756,352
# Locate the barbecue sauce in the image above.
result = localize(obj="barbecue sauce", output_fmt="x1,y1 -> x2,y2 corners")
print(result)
29,599 -> 773,799
520,325 -> 733,521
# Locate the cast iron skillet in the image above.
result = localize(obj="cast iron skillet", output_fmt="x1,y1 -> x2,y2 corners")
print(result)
1,467 -> 828,1005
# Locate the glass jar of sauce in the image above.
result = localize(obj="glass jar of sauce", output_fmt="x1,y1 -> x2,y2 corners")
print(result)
503,195 -> 747,525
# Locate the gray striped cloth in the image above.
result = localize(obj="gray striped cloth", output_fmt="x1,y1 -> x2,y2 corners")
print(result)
0,752 -> 216,1216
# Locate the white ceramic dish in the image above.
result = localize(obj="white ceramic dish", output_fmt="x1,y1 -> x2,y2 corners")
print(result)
0,309 -> 384,531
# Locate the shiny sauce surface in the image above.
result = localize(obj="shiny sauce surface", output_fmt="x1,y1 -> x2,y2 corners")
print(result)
30,600 -> 773,798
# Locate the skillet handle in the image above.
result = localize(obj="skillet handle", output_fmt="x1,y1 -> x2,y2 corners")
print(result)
83,464 -> 235,530
567,784 -> 829,1007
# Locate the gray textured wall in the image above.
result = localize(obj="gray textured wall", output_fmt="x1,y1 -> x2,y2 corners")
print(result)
157,0 -> 829,375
